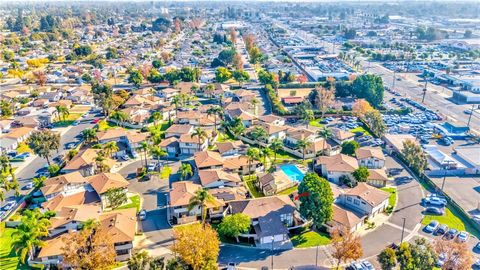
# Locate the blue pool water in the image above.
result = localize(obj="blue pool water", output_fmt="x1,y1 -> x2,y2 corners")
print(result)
280,164 -> 305,182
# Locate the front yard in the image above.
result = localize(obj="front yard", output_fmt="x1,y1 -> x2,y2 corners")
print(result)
53,113 -> 83,127
380,187 -> 397,209
116,194 -> 141,212
290,230 -> 331,248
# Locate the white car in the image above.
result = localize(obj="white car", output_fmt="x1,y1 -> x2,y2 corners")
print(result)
138,209 -> 147,221
361,260 -> 375,270
2,201 -> 16,211
147,163 -> 157,171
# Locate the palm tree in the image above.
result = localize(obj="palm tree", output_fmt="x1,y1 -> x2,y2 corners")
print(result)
110,111 -> 129,127
95,154 -> 110,173
103,141 -> 119,157
269,138 -> 284,164
187,188 -> 215,226
251,97 -> 259,115
12,209 -> 50,264
150,145 -> 167,173
249,126 -> 268,145
137,141 -> 150,169
191,127 -> 207,151
246,147 -> 260,178
179,163 -> 193,180
302,109 -> 315,128
317,127 -> 332,155
172,95 -> 181,118
206,106 -> 223,135
82,128 -> 97,144
296,139 -> 312,163
205,84 -> 215,98
151,111 -> 162,127
260,147 -> 273,172
55,105 -> 70,122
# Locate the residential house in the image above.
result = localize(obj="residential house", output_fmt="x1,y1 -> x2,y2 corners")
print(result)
165,124 -> 193,138
224,155 -> 261,175
48,204 -> 102,237
326,204 -> 364,233
168,181 -> 225,225
62,148 -> 116,176
179,133 -> 208,155
332,128 -> 355,145
366,169 -> 390,188
40,172 -> 89,201
227,196 -> 297,244
216,141 -> 246,156
194,151 -> 224,170
256,173 -> 277,196
96,128 -> 149,157
159,137 -> 180,157
225,108 -> 256,128
158,88 -> 181,101
86,173 -> 129,209
258,114 -> 285,126
198,169 -> 242,189
356,147 -> 386,169
338,183 -> 390,218
317,154 -> 359,184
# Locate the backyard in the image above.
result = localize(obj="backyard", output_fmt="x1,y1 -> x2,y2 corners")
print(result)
0,224 -> 43,270
243,175 -> 264,198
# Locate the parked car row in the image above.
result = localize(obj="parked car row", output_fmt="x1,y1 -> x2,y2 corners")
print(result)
347,260 -> 375,270
424,220 -> 470,242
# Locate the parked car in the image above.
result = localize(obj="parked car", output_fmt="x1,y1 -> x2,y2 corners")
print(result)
147,163 -> 157,171
425,207 -> 444,215
424,220 -> 439,233
361,260 -> 375,270
473,259 -> 480,269
444,228 -> 458,240
227,262 -> 237,270
92,118 -> 101,124
14,152 -> 30,160
435,224 -> 448,235
456,231 -> 469,242
436,253 -> 445,267
23,182 -> 34,190
2,201 -> 16,211
474,242 -> 480,252
138,209 -> 147,221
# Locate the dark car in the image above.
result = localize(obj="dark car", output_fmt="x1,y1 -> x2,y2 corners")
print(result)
444,228 -> 458,240
425,207 -> 444,215
435,224 -> 448,235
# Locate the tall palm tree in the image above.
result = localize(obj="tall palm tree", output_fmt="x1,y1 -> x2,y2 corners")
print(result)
95,154 -> 110,173
269,138 -> 284,164
260,147 -> 273,172
137,141 -> 150,169
172,95 -> 181,118
103,141 -> 119,157
206,106 -> 223,135
55,105 -> 70,122
302,109 -> 315,128
110,111 -> 129,127
317,127 -> 332,155
249,126 -> 268,145
191,127 -> 207,151
251,97 -> 259,115
151,111 -> 162,127
296,139 -> 312,163
12,209 -> 51,264
246,147 -> 260,178
82,128 -> 97,144
179,163 -> 193,180
150,145 -> 167,173
187,188 -> 215,227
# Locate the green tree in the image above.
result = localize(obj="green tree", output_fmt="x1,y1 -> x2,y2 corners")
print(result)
150,146 -> 167,173
188,189 -> 215,226
378,247 -> 397,270
206,106 -> 223,135
152,59 -> 164,69
48,164 -> 61,176
215,67 -> 231,83
128,250 -> 151,270
410,238 -> 437,270
1,100 -> 14,118
105,187 -> 127,209
55,105 -> 70,122
402,139 -> 427,174
32,176 -> 47,189
396,242 -> 414,270
128,69 -> 144,87
110,110 -> 129,127
259,147 -> 273,172
352,74 -> 385,108
28,130 -> 60,166
151,111 -> 162,127
0,155 -> 19,201
341,140 -> 360,156
352,166 -> 369,182
217,213 -> 251,242
246,147 -> 260,178
232,70 -> 250,87
258,69 -> 275,85
82,128 -> 97,144
296,139 -> 312,162
249,126 -> 268,144
298,173 -> 334,228
179,163 -> 193,180
103,141 -> 119,157
12,209 -> 51,263
137,141 -> 149,169
317,127 -> 332,155
269,138 -> 284,164
365,110 -> 387,137
191,127 -> 207,151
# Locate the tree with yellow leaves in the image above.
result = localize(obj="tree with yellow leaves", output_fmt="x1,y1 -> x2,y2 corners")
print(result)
352,99 -> 374,117
435,239 -> 474,270
331,226 -> 363,269
172,223 -> 220,270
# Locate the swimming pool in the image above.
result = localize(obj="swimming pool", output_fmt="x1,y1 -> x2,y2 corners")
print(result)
279,164 -> 305,182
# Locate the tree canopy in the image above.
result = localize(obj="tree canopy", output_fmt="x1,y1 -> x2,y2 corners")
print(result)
298,173 -> 334,227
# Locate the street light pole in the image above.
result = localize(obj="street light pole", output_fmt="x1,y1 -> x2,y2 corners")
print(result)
400,217 -> 406,243
422,76 -> 428,104
467,104 -> 477,128
271,236 -> 274,270
441,165 -> 448,192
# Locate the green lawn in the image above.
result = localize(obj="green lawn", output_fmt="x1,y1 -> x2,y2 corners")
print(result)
278,185 -> 298,195
422,205 -> 479,237
308,119 -> 324,128
243,176 -> 264,198
349,126 -> 372,136
273,149 -> 299,164
217,132 -> 235,142
291,231 -> 331,248
117,195 -> 141,212
53,113 -> 83,127
380,187 -> 397,208
0,226 -> 43,270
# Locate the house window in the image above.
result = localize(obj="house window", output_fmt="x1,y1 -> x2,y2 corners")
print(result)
116,249 -> 129,255
361,201 -> 366,205
347,197 -> 352,202
354,199 -> 360,205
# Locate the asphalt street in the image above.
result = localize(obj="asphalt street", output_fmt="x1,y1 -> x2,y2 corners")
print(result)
1,109 -> 96,209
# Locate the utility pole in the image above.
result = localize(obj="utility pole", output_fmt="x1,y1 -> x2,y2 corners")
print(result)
400,217 -> 406,243
422,76 -> 428,103
467,104 -> 477,128
392,70 -> 396,92
441,165 -> 447,192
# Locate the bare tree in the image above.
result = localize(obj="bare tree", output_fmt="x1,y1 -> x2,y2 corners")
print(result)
331,226 -> 363,269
